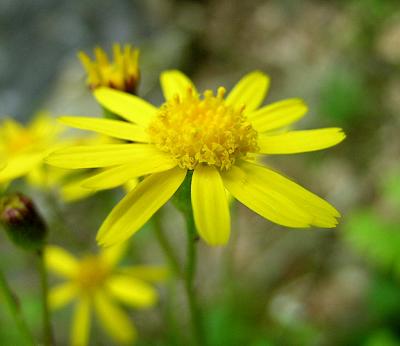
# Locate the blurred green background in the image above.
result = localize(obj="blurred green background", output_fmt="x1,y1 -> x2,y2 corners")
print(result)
1,0 -> 400,345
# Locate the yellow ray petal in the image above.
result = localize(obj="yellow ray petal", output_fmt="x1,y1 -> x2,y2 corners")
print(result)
30,112 -> 65,138
248,98 -> 308,132
226,71 -> 270,112
257,128 -> 346,154
160,70 -> 197,100
45,246 -> 79,278
60,178 -> 97,202
71,297 -> 91,346
97,167 -> 186,247
94,290 -> 136,344
120,265 -> 169,282
0,118 -> 24,138
244,161 -> 339,226
100,243 -> 128,269
191,165 -> 230,246
123,178 -> 138,192
59,116 -> 150,142
46,143 -> 159,169
80,152 -> 177,190
106,274 -> 157,308
94,87 -> 157,126
0,153 -> 44,183
48,283 -> 77,310
223,161 -> 340,228
222,165 -> 312,228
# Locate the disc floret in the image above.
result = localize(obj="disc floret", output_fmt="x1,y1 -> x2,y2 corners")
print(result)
148,87 -> 259,170
75,255 -> 109,293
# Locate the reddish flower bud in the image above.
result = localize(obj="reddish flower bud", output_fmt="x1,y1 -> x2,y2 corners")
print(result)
0,193 -> 47,250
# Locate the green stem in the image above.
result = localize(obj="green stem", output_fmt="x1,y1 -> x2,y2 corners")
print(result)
37,250 -> 53,346
182,209 -> 204,346
153,212 -> 181,276
0,268 -> 35,345
152,213 -> 184,345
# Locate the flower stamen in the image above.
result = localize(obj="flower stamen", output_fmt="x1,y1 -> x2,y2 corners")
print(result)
148,87 -> 259,170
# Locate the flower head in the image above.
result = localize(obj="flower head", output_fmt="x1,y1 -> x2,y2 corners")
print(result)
79,44 -> 140,94
0,112 -> 65,185
45,244 -> 165,345
148,87 -> 259,170
47,70 -> 345,246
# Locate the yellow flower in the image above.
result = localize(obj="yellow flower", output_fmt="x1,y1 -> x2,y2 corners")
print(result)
45,244 -> 165,346
0,113 -> 65,185
79,44 -> 140,94
47,71 -> 346,246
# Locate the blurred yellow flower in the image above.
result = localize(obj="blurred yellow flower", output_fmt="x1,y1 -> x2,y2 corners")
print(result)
0,113 -> 65,185
79,44 -> 140,94
45,135 -> 138,203
47,70 -> 345,247
45,244 -> 166,346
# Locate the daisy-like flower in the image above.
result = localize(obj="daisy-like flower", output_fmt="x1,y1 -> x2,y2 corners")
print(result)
47,71 -> 345,246
46,244 -> 165,346
0,113 -> 65,185
79,44 -> 140,94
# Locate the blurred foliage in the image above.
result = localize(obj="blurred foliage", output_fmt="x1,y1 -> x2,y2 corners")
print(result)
319,67 -> 369,126
383,171 -> 400,210
344,210 -> 400,274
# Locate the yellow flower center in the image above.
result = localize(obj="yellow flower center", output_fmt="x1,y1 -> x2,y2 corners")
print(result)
76,256 -> 109,292
148,87 -> 259,170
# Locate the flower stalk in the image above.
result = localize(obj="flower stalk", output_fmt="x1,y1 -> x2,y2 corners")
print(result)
37,249 -> 53,346
153,212 -> 181,277
182,208 -> 204,346
172,173 -> 204,346
0,269 -> 35,345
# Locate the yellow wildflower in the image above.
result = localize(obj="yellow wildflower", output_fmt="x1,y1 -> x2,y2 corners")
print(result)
0,113 -> 65,185
47,70 -> 346,246
79,44 -> 140,94
45,244 -> 165,346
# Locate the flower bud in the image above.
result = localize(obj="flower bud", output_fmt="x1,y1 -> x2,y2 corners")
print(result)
78,44 -> 140,95
0,193 -> 47,250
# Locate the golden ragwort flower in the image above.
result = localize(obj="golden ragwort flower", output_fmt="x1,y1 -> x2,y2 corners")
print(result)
0,113 -> 65,185
0,112 -> 103,202
47,70 -> 346,246
46,244 -> 166,346
79,44 -> 140,94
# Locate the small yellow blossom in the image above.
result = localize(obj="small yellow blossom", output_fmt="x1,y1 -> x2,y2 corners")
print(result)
47,70 -> 346,247
0,113 -> 65,185
79,44 -> 140,94
45,244 -> 166,346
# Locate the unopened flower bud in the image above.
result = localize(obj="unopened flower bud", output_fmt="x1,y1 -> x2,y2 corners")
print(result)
78,43 -> 140,95
0,193 -> 47,250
